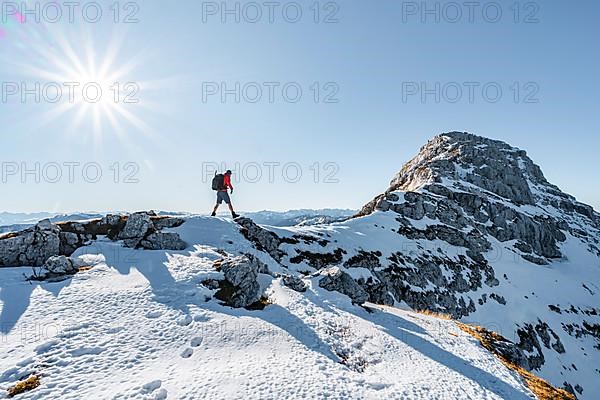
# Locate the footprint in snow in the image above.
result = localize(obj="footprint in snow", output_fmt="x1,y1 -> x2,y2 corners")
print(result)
34,340 -> 59,354
154,389 -> 168,399
193,314 -> 210,323
191,337 -> 203,347
142,380 -> 162,392
141,380 -> 168,399
69,347 -> 105,357
180,348 -> 194,359
145,311 -> 163,319
176,315 -> 193,326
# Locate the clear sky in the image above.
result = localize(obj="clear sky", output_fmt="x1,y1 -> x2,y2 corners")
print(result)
1,0 -> 599,214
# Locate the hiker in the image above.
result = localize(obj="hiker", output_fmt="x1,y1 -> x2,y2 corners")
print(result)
211,170 -> 240,219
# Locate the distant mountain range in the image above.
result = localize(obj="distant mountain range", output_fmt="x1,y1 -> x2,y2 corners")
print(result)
0,209 -> 356,233
244,209 -> 355,226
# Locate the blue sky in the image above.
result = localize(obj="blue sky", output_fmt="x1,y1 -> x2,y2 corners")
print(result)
1,0 -> 599,213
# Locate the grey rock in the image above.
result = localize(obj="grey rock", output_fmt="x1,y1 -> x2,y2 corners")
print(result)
42,255 -> 77,276
236,217 -> 285,261
358,132 -> 596,264
153,217 -> 186,230
103,214 -> 124,226
282,275 -> 308,292
36,219 -> 56,231
59,231 -> 91,256
345,251 -> 382,269
216,254 -> 268,308
119,212 -> 154,242
319,267 -> 369,304
388,132 -> 543,205
473,326 -> 531,371
0,220 -> 61,267
123,239 -> 142,248
516,324 -> 546,370
1,212 -> 190,267
490,293 -> 507,305
140,232 -> 187,251
362,281 -> 395,306
290,248 -> 346,269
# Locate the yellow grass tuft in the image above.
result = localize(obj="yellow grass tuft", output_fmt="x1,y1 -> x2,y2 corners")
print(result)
415,309 -> 453,320
213,259 -> 224,271
457,323 -> 575,400
7,375 -> 41,398
245,296 -> 272,311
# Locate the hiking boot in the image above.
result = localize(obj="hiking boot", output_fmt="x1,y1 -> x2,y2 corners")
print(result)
232,213 -> 240,219
211,212 -> 216,217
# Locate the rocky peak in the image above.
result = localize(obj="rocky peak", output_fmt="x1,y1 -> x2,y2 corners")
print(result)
358,132 -> 600,264
389,132 -> 550,205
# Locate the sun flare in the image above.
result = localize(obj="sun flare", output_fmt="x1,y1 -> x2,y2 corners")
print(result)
3,24 -> 152,145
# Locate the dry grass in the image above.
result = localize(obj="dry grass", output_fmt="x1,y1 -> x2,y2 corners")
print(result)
7,375 -> 41,398
0,231 -> 19,240
415,309 -> 453,320
245,296 -> 272,311
212,259 -> 224,271
457,323 -> 575,400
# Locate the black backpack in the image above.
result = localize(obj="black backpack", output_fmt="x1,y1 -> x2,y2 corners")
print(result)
212,173 -> 225,191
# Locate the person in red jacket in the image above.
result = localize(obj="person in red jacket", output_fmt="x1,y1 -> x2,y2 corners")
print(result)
211,170 -> 240,218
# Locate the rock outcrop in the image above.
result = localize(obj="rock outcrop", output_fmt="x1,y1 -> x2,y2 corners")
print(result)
0,212 -> 187,268
119,212 -> 154,248
281,274 -> 308,292
359,132 -> 595,264
34,255 -> 78,280
140,233 -> 187,251
319,267 -> 369,305
236,217 -> 286,261
214,254 -> 268,308
0,220 -> 61,267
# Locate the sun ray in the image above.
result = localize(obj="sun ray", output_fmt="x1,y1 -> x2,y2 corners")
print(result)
111,103 -> 152,135
1,22 -> 175,149
98,34 -> 124,79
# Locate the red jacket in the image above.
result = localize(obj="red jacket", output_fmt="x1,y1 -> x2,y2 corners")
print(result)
222,174 -> 233,191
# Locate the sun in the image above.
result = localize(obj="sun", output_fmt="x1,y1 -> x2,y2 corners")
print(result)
3,24 -> 152,145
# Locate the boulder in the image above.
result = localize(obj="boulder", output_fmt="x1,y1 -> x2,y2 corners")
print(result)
59,231 -> 92,256
0,220 -> 61,267
30,255 -> 78,280
43,255 -> 77,276
282,275 -> 308,292
152,217 -> 186,230
140,233 -> 187,251
215,255 -> 267,308
319,267 -> 369,304
119,212 -> 154,245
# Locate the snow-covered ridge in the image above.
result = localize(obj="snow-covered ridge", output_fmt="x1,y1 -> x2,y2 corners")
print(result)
0,217 -> 549,399
1,132 -> 598,399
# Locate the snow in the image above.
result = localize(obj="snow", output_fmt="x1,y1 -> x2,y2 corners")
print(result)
267,186 -> 599,399
0,217 -> 536,400
343,267 -> 376,282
